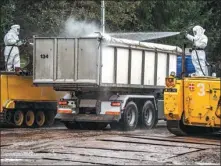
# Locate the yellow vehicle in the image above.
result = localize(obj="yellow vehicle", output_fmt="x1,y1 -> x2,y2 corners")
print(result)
0,72 -> 65,127
0,44 -> 65,128
164,72 -> 221,136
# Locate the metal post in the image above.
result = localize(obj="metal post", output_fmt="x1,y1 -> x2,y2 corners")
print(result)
181,43 -> 186,78
101,0 -> 105,34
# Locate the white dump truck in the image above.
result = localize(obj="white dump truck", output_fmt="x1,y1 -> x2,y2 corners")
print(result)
33,33 -> 182,130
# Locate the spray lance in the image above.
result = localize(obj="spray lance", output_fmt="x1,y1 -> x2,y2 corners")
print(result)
176,25 -> 194,78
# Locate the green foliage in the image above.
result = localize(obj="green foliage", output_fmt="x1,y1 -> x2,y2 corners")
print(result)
105,1 -> 141,32
0,0 -> 220,60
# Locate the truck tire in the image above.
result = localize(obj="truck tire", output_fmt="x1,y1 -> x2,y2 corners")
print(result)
63,121 -> 81,130
121,101 -> 138,131
13,110 -> 24,127
141,101 -> 157,129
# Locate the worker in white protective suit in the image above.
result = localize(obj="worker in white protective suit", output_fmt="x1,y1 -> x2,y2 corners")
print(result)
4,24 -> 23,71
185,25 -> 208,76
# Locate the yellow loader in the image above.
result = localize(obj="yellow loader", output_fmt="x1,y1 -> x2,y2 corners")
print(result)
164,46 -> 221,136
164,76 -> 220,136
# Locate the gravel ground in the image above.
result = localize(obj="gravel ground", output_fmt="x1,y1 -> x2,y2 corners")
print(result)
0,121 -> 220,165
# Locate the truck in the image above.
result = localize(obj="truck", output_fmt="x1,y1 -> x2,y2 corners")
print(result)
32,33 -> 182,130
164,47 -> 221,136
0,44 -> 66,128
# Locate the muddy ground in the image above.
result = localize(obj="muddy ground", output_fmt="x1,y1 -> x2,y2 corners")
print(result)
0,121 -> 220,165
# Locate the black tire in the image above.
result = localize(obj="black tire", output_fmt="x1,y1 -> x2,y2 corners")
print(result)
141,101 -> 158,129
166,120 -> 188,136
166,113 -> 217,136
13,110 -> 24,127
63,121 -> 81,130
25,110 -> 35,127
35,111 -> 46,127
45,111 -> 55,127
120,101 -> 138,131
5,111 -> 12,123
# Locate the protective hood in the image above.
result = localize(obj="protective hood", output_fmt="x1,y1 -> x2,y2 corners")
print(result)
193,25 -> 205,36
10,24 -> 20,35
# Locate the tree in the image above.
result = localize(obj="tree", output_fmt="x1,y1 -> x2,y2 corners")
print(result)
0,0 -> 220,61
136,0 -> 220,60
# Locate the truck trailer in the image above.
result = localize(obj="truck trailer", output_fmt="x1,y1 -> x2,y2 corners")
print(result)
32,33 -> 182,130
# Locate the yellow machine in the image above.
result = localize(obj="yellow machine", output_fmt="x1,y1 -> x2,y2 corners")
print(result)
164,75 -> 221,136
0,73 -> 65,128
0,42 -> 66,128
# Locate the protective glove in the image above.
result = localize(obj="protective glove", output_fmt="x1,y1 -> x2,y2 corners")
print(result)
180,31 -> 188,39
16,40 -> 23,46
22,39 -> 28,45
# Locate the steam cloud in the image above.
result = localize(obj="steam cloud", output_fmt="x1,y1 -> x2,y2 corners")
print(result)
60,17 -> 100,37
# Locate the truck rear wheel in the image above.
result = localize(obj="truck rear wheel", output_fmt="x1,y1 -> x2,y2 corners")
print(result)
121,101 -> 138,131
141,101 -> 157,129
13,110 -> 24,127
36,111 -> 45,127
25,110 -> 35,127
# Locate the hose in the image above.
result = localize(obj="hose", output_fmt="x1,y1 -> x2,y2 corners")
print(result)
6,46 -> 14,71
215,96 -> 221,119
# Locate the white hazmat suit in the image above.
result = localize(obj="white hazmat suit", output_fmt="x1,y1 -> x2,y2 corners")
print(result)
186,25 -> 208,76
4,24 -> 23,71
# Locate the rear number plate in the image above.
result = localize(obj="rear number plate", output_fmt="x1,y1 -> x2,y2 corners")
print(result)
165,88 -> 177,92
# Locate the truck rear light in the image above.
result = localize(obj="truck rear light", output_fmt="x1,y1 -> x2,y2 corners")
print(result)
166,78 -> 175,87
105,111 -> 120,115
111,101 -> 121,107
169,113 -> 174,118
57,109 -> 72,114
58,101 -> 68,105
